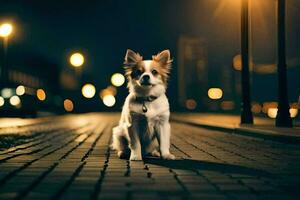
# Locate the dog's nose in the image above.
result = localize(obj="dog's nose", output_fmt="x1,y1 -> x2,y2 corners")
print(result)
140,75 -> 150,85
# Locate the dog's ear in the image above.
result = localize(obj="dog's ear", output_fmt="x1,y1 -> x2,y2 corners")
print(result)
124,49 -> 143,66
152,50 -> 172,66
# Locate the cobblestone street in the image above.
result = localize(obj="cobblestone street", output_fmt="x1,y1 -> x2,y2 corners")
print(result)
0,113 -> 299,200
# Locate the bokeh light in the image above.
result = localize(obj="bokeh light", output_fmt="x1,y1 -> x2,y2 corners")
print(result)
289,108 -> 298,118
81,84 -> 96,98
251,102 -> 262,114
16,85 -> 25,96
37,89 -> 46,101
208,88 -> 223,100
221,101 -> 235,110
103,95 -> 116,107
9,95 -> 21,106
0,97 -> 4,107
267,108 -> 278,119
63,99 -> 74,112
0,23 -> 13,37
70,52 -> 84,67
1,88 -> 13,98
111,73 -> 125,87
185,99 -> 197,110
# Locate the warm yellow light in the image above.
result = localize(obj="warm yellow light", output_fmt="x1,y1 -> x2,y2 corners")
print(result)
0,96 -> 4,107
267,108 -> 278,119
103,94 -> 116,107
69,52 -> 84,67
221,101 -> 235,110
289,108 -> 298,118
185,99 -> 197,110
100,86 -> 116,99
251,102 -> 262,114
0,23 -> 13,37
63,99 -> 74,112
16,85 -> 25,96
81,84 -> 96,98
208,88 -> 223,100
9,95 -> 21,106
233,54 -> 242,71
111,73 -> 125,87
37,89 -> 46,101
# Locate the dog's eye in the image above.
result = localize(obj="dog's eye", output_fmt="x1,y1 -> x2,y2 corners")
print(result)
152,69 -> 158,76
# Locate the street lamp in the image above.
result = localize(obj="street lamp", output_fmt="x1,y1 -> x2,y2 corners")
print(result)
275,0 -> 292,127
240,0 -> 253,124
0,23 -> 13,84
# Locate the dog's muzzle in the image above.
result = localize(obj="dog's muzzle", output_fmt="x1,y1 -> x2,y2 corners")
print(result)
140,75 -> 151,86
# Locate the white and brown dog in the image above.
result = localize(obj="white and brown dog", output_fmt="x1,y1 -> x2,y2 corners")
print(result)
111,49 -> 175,161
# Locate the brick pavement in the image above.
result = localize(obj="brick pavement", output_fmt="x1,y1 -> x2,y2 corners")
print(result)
0,113 -> 299,200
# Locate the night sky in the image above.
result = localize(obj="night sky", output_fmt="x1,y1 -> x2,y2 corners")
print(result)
1,0 -> 300,109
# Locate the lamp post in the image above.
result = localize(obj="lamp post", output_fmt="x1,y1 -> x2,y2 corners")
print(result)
0,23 -> 13,85
240,0 -> 253,124
275,0 -> 292,127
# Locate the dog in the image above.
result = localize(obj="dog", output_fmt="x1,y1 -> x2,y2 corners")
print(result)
111,49 -> 175,161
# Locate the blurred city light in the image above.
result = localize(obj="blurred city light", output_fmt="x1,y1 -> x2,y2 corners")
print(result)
251,102 -> 262,114
16,85 -> 25,96
111,73 -> 125,87
233,54 -> 242,71
289,108 -> 298,118
208,88 -> 223,100
1,88 -> 14,98
9,95 -> 21,106
81,83 -> 96,98
262,102 -> 278,113
100,86 -> 116,99
36,89 -> 46,101
70,52 -> 84,67
0,23 -> 13,37
267,108 -> 278,119
185,99 -> 197,110
103,94 -> 116,107
221,101 -> 235,110
0,97 -> 4,107
63,99 -> 74,112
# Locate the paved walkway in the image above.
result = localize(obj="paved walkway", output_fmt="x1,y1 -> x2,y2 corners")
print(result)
0,113 -> 299,199
172,113 -> 300,143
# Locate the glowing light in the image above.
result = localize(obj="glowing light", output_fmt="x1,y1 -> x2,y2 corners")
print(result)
111,73 -> 125,87
64,99 -> 74,112
290,108 -> 298,118
221,101 -> 235,110
0,23 -> 13,37
1,88 -> 14,98
233,54 -> 242,71
100,86 -> 116,100
9,95 -> 21,106
16,85 -> 25,96
208,88 -> 223,100
37,89 -> 46,101
0,97 -> 4,107
69,52 -> 84,67
81,84 -> 96,98
267,108 -> 278,119
185,99 -> 197,110
251,102 -> 262,114
103,95 -> 116,107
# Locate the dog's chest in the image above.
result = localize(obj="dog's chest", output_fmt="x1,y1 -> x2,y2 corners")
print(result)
128,95 -> 169,119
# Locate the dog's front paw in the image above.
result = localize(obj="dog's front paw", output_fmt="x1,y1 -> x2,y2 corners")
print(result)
130,153 -> 142,161
162,153 -> 175,160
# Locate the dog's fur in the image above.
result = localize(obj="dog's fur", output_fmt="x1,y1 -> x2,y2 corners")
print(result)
111,49 -> 175,161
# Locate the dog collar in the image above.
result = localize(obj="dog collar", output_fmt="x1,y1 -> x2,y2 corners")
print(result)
135,95 -> 158,113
